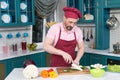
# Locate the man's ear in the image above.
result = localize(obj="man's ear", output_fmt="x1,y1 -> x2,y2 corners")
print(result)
63,16 -> 66,21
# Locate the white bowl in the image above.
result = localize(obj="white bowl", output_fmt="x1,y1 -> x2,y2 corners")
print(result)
21,14 -> 28,23
1,14 -> 11,23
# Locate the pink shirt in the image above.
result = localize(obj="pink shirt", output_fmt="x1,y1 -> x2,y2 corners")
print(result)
46,22 -> 83,46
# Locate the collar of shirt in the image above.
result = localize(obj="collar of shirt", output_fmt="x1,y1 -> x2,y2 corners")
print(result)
60,23 -> 77,34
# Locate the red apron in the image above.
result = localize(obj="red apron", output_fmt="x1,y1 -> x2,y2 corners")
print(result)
51,28 -> 77,67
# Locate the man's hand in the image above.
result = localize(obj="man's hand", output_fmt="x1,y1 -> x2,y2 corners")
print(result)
61,52 -> 73,64
73,59 -> 79,65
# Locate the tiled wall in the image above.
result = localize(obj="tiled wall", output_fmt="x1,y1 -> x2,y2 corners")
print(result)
78,24 -> 95,49
109,9 -> 120,52
0,26 -> 32,54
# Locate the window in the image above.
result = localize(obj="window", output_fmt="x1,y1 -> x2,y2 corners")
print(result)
32,12 -> 55,49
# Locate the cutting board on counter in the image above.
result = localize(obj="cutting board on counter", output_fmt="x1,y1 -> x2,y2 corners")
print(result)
57,67 -> 90,75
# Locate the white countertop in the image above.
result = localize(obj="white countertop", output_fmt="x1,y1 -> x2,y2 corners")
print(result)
5,68 -> 120,80
0,49 -> 44,60
0,48 -> 120,61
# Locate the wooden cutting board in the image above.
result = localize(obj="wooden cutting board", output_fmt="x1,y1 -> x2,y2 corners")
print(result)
57,67 -> 90,75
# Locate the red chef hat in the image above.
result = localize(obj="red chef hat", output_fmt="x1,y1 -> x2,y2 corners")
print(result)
63,7 -> 82,19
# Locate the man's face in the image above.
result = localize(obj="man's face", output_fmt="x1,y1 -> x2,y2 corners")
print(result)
63,16 -> 78,31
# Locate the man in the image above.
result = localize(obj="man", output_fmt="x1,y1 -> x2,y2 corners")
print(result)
43,6 -> 84,67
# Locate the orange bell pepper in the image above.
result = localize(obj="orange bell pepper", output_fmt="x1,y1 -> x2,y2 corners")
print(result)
40,70 -> 49,78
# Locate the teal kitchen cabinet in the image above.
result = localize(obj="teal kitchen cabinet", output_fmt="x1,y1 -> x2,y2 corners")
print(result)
29,52 -> 46,67
94,0 -> 110,49
5,52 -> 46,76
80,53 -> 90,66
6,55 -> 29,76
95,0 -> 120,49
104,0 -> 120,8
80,53 -> 107,66
67,0 -> 95,24
0,0 -> 34,27
89,53 -> 107,65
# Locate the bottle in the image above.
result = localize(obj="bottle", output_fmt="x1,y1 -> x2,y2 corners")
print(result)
21,37 -> 27,51
12,43 -> 17,53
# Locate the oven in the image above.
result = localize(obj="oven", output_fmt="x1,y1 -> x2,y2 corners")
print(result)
107,58 -> 120,65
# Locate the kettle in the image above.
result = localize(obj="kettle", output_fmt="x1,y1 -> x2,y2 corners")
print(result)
106,15 -> 120,30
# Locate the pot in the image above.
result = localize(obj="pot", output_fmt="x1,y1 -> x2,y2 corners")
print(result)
106,15 -> 120,30
113,42 -> 120,54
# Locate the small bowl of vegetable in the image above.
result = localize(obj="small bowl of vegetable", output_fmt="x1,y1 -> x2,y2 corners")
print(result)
90,63 -> 106,78
90,68 -> 105,78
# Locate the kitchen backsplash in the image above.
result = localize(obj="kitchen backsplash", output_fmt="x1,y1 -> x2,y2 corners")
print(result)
110,9 -> 120,52
78,24 -> 95,49
0,26 -> 32,54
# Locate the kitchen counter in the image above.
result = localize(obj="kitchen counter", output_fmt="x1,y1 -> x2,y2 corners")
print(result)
0,48 -> 120,61
0,49 -> 44,60
5,68 -> 120,80
85,48 -> 120,57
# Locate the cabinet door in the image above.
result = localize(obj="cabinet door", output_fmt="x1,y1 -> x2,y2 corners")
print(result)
89,54 -> 106,65
67,0 -> 95,23
80,53 -> 90,66
18,0 -> 35,26
11,57 -> 25,68
6,55 -> 31,75
30,52 -> 46,67
0,0 -> 17,26
95,0 -> 110,49
0,0 -> 34,27
104,0 -> 120,8
81,0 -> 95,23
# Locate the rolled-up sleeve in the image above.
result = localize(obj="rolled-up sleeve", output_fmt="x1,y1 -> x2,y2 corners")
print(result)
46,23 -> 60,41
46,26 -> 56,40
76,28 -> 83,43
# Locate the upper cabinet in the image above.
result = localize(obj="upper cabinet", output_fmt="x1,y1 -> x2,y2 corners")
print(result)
67,0 -> 95,24
104,0 -> 120,8
0,0 -> 34,27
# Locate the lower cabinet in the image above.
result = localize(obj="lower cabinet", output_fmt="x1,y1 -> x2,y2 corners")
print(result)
0,52 -> 46,79
80,53 -> 90,66
106,56 -> 120,65
89,53 -> 107,65
80,53 -> 107,66
30,52 -> 46,67
6,56 -> 27,76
